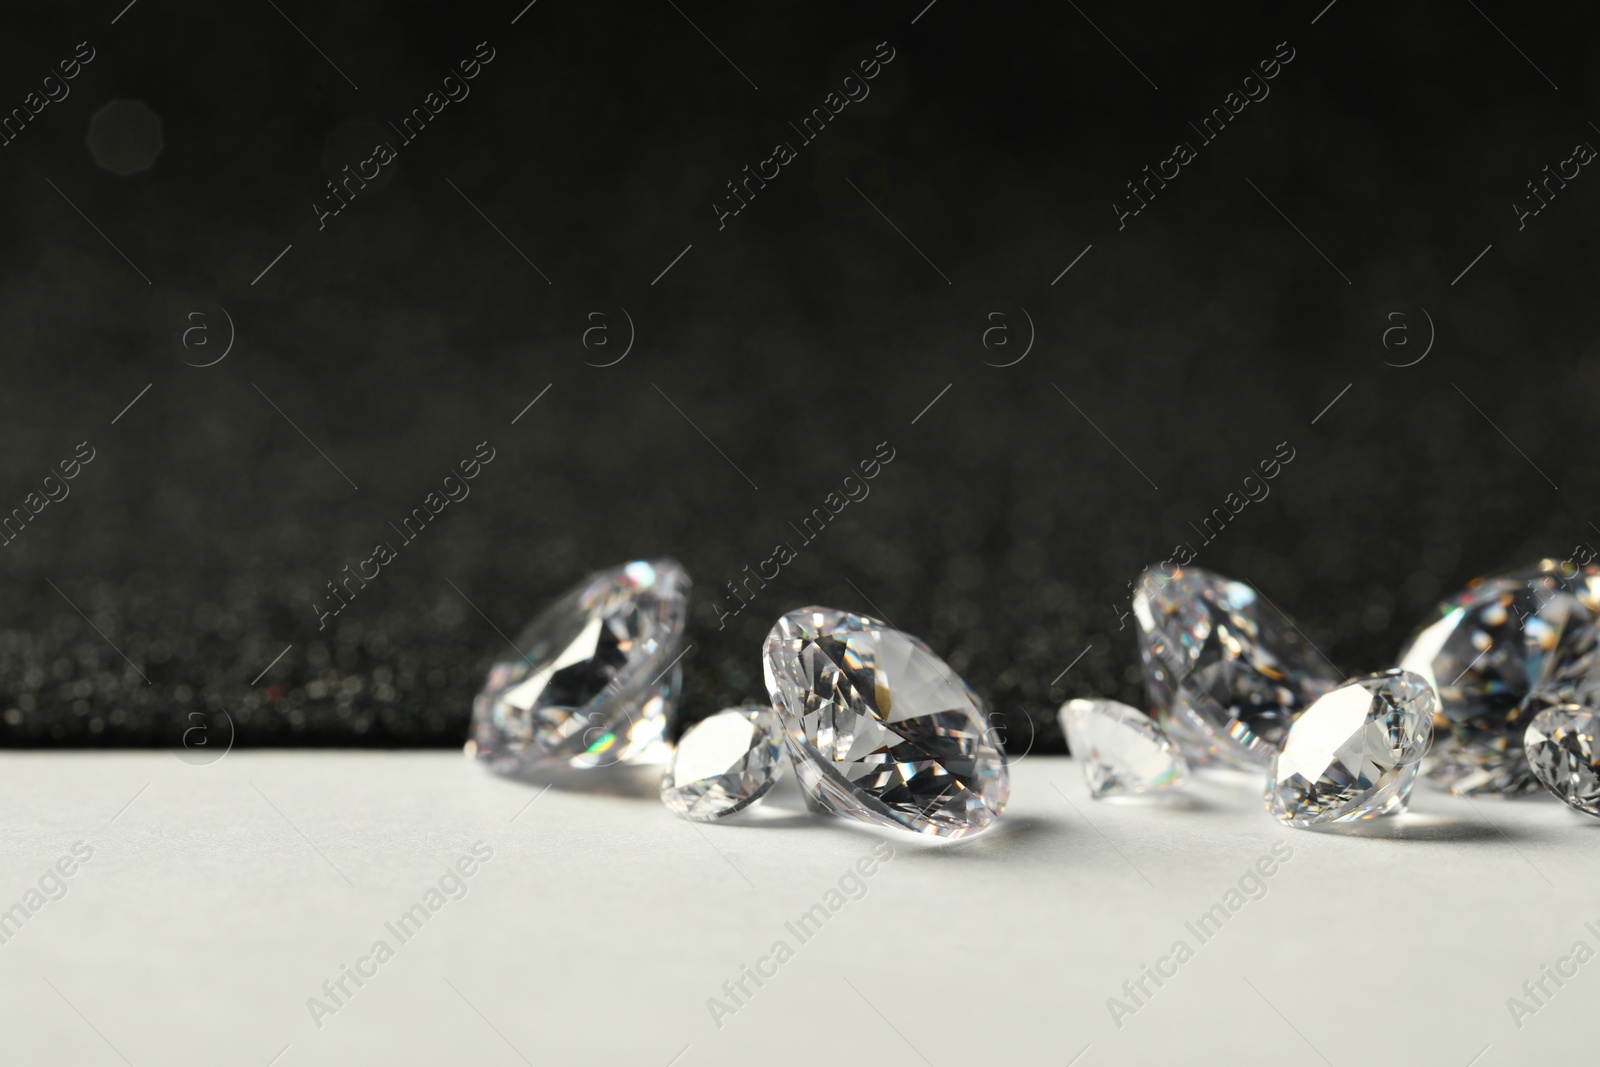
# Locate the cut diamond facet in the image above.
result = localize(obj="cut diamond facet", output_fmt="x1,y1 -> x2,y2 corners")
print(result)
1398,559 -> 1600,796
660,706 -> 786,821
1525,705 -> 1600,817
1060,698 -> 1188,798
1134,566 -> 1340,769
762,606 -> 1008,838
470,559 -> 689,773
1268,669 -> 1435,827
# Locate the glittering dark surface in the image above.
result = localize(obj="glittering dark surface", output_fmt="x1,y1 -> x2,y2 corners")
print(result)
1,2 -> 1596,752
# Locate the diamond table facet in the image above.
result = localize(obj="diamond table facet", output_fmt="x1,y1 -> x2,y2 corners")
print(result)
1134,566 -> 1339,770
660,705 -> 786,821
1525,705 -> 1600,817
762,606 -> 1009,838
1060,698 -> 1188,798
470,559 -> 689,773
1398,559 -> 1600,796
1268,669 -> 1435,828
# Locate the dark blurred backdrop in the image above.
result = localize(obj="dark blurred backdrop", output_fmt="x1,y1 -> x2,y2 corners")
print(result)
1,0 -> 1596,753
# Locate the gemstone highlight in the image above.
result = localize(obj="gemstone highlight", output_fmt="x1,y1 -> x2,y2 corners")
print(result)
1267,669 -> 1435,828
1397,559 -> 1600,796
660,706 -> 786,821
1060,698 -> 1188,798
1524,705 -> 1600,817
762,606 -> 1008,838
1134,566 -> 1339,769
470,559 -> 689,773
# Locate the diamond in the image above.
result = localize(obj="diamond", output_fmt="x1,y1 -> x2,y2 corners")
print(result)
1133,566 -> 1340,769
1267,669 -> 1435,827
1060,698 -> 1188,798
1397,559 -> 1600,796
660,705 -> 786,821
1525,705 -> 1600,817
762,607 -> 1008,838
469,559 -> 689,773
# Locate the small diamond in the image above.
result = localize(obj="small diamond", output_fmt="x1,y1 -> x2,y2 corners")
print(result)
763,607 -> 1009,838
1398,559 -> 1600,796
1060,698 -> 1188,798
470,559 -> 689,773
1268,669 -> 1435,828
660,706 -> 786,821
1525,705 -> 1600,817
1134,566 -> 1339,769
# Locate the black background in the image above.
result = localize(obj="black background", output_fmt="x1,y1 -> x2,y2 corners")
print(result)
1,0 -> 1595,754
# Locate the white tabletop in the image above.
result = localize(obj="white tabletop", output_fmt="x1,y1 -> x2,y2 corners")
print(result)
0,751 -> 1591,1066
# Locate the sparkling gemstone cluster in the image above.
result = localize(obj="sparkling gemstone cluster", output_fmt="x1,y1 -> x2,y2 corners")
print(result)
469,555 -> 1600,840
470,564 -> 1009,838
1096,560 -> 1600,824
1094,566 -> 1440,827
1398,559 -> 1600,797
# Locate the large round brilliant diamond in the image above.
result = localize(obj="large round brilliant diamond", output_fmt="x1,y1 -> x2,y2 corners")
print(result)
470,559 -> 689,773
762,607 -> 1009,838
1267,669 -> 1435,827
1134,566 -> 1339,769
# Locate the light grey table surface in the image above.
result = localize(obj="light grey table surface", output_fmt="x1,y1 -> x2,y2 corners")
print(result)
0,751 -> 1592,1066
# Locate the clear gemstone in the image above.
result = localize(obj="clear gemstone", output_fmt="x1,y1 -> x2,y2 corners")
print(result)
1060,698 -> 1188,798
1525,705 -> 1600,817
1267,669 -> 1435,827
470,559 -> 689,773
762,606 -> 1009,838
660,706 -> 786,821
1134,566 -> 1340,769
1397,559 -> 1600,796
1538,607 -> 1600,707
